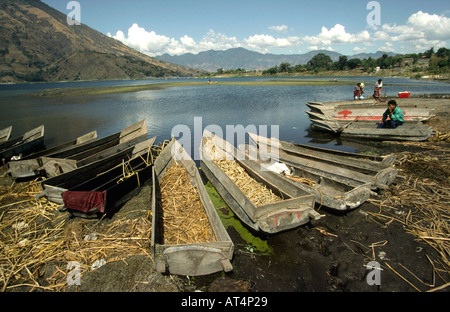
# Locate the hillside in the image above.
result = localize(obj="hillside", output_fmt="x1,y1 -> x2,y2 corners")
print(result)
156,47 -> 396,72
0,0 -> 205,83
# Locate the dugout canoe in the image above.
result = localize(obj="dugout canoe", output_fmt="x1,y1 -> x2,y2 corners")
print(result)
248,132 -> 396,167
38,137 -> 156,205
248,133 -> 397,190
0,125 -> 45,164
39,120 -> 147,178
200,130 -> 319,234
61,149 -> 153,218
240,144 -> 372,211
305,104 -> 432,122
151,138 -> 234,276
6,131 -> 97,179
0,126 -> 12,143
309,118 -> 434,142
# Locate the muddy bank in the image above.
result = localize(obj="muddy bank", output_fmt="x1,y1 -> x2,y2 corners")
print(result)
1,98 -> 449,293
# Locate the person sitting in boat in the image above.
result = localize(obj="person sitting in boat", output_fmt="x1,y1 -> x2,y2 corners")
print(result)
373,79 -> 383,100
377,100 -> 404,129
354,83 -> 361,100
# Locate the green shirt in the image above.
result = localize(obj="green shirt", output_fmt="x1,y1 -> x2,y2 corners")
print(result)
383,106 -> 404,123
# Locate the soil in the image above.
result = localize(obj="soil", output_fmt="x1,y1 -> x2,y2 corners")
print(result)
1,96 -> 449,294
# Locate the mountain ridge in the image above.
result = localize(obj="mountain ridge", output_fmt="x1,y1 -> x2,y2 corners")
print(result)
156,47 -> 396,72
0,0 -> 205,83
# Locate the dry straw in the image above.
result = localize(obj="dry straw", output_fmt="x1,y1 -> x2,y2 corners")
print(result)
159,161 -> 215,245
367,151 -> 450,291
0,142 -> 169,292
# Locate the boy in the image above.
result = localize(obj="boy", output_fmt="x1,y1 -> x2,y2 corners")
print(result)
377,100 -> 404,129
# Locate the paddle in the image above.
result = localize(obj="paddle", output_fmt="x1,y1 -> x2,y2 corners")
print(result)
336,116 -> 361,134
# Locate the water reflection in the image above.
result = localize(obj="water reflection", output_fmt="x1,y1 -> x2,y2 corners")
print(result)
0,77 -> 448,154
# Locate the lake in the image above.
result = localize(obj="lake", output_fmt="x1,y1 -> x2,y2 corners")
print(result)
0,76 -> 449,156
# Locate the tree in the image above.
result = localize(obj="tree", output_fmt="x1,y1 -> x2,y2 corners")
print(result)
336,56 -> 348,70
279,62 -> 291,72
347,58 -> 361,70
307,53 -> 333,70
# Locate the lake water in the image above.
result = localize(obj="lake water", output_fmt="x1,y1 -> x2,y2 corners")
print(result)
0,76 -> 449,156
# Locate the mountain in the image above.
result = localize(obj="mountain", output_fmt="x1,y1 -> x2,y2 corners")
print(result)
156,47 -> 396,72
0,0 -> 205,83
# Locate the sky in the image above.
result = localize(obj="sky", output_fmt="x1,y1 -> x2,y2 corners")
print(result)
41,0 -> 450,57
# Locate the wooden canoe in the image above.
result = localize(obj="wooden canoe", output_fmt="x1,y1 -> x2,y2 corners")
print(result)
6,131 -> 98,179
61,150 -> 153,218
248,133 -> 397,190
240,144 -> 372,211
305,105 -> 432,122
200,130 -> 319,234
309,118 -> 434,142
0,125 -> 45,164
0,126 -> 12,143
248,132 -> 396,167
151,138 -> 234,276
38,137 -> 156,205
39,120 -> 148,178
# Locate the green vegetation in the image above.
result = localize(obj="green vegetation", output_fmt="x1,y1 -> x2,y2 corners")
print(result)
204,181 -> 273,255
215,47 -> 450,79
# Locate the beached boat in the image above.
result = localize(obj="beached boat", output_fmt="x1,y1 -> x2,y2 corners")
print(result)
151,138 -> 234,276
240,144 -> 372,211
306,104 -> 432,122
6,131 -> 98,179
248,133 -> 397,190
248,132 -> 396,167
61,148 -> 153,218
39,120 -> 147,178
38,137 -> 156,205
309,118 -> 433,142
200,130 -> 319,234
0,125 -> 45,164
0,126 -> 12,143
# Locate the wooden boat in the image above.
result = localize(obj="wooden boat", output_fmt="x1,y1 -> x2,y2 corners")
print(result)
38,137 -> 156,205
240,144 -> 372,211
200,130 -> 319,234
6,131 -> 97,179
151,138 -> 234,276
0,125 -> 45,164
248,132 -> 396,167
248,133 -> 397,190
39,120 -> 147,178
309,118 -> 433,142
61,149 -> 153,218
0,126 -> 12,143
305,105 -> 432,122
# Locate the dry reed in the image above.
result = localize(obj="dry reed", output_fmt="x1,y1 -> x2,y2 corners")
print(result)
366,151 -> 450,290
0,141 -> 173,292
159,161 -> 215,245
204,137 -> 283,206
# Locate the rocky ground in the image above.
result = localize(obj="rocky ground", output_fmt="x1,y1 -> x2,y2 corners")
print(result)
0,97 -> 449,294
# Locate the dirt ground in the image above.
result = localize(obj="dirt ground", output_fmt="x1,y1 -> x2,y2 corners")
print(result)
0,96 -> 449,293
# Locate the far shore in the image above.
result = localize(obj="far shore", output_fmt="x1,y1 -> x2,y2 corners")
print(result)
27,76 -> 449,98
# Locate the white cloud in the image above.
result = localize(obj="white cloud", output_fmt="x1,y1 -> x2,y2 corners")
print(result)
269,25 -> 289,33
372,11 -> 450,52
244,34 -> 299,53
353,47 -> 366,53
108,10 -> 450,57
303,24 -> 370,47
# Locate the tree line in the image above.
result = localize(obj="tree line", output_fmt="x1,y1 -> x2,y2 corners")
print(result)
261,47 -> 450,76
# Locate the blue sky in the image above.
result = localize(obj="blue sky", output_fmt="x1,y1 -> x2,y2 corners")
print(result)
42,0 -> 450,56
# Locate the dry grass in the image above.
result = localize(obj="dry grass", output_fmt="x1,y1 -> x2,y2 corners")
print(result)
366,151 -> 450,291
0,143 -> 170,292
159,161 -> 215,245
